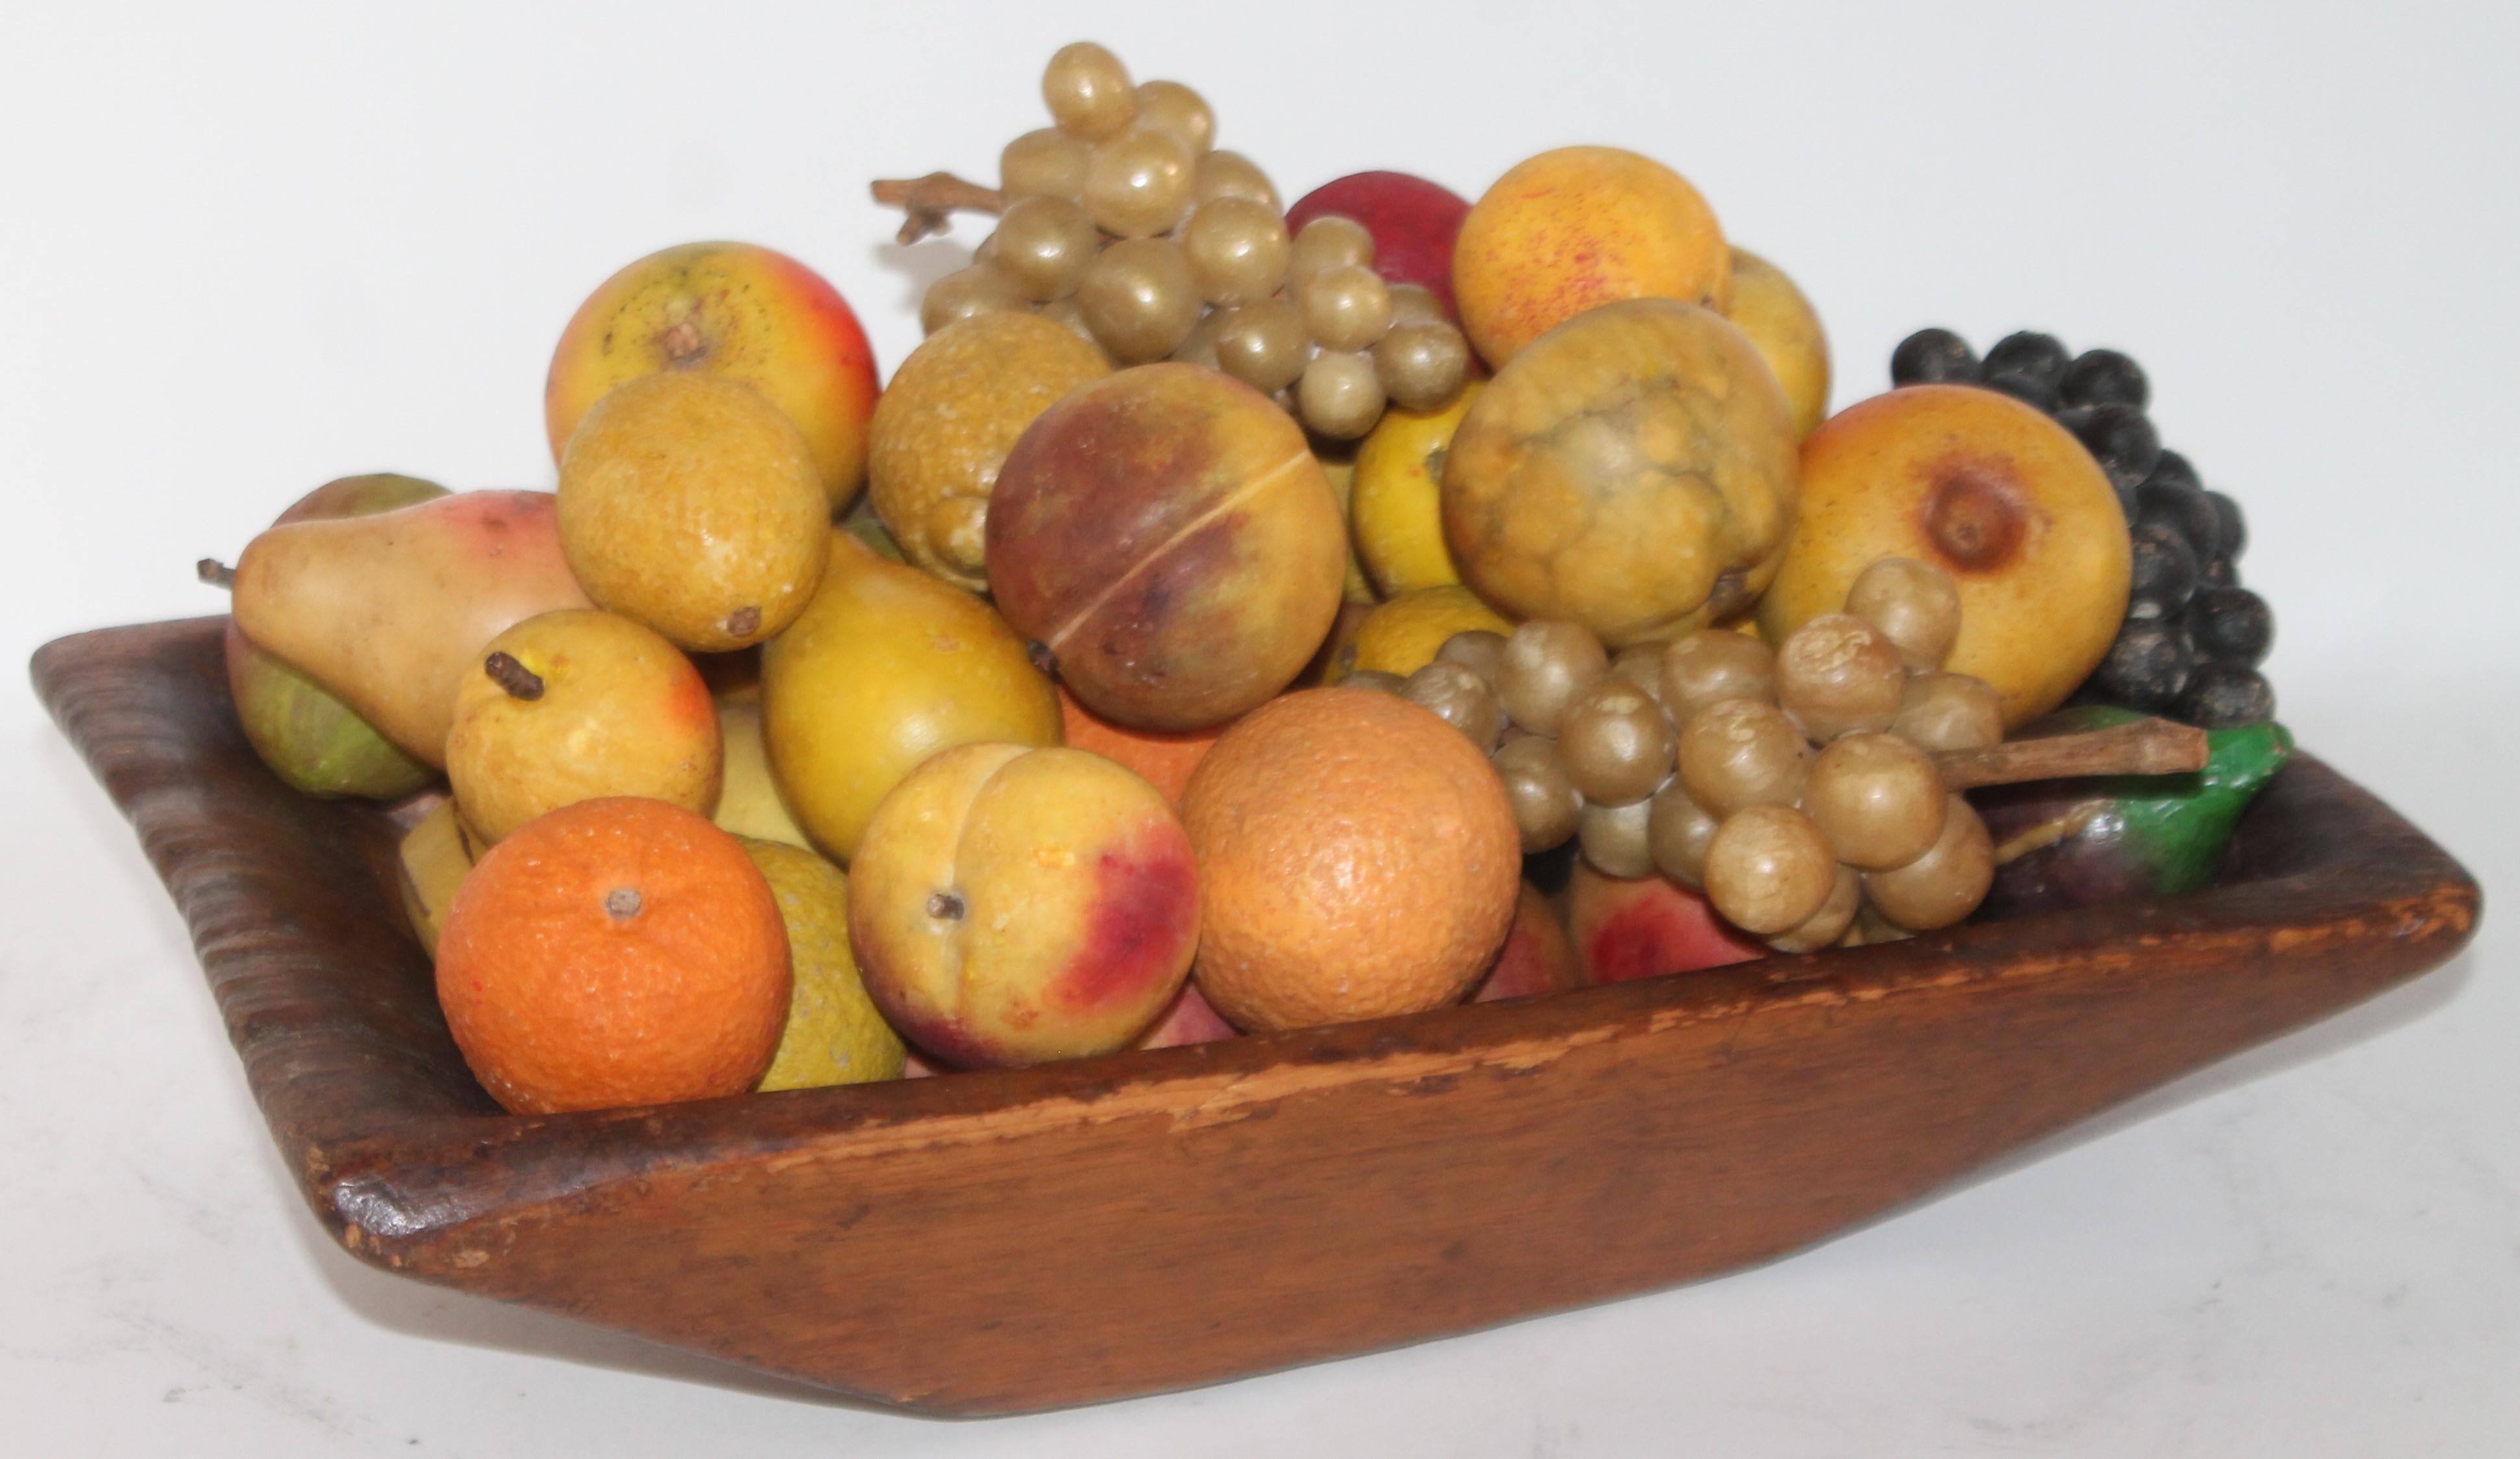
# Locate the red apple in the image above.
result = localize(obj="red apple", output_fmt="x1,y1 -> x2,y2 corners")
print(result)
1565,861 -> 1767,985
1285,171 -> 1472,322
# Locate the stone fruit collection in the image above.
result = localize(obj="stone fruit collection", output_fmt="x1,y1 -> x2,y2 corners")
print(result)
197,41 -> 2293,1116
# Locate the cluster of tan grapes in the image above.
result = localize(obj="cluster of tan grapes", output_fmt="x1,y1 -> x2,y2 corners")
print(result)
913,42 -> 1471,438
1377,559 -> 2008,952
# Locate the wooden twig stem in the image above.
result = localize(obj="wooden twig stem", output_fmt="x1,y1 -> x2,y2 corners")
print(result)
196,558 -> 235,589
1932,717 -> 2209,790
869,171 -> 1007,245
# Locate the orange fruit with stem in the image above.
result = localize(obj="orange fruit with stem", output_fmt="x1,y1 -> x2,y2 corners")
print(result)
435,797 -> 791,1114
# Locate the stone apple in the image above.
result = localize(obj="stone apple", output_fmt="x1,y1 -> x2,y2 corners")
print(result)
1286,170 -> 1473,321
545,241 -> 879,512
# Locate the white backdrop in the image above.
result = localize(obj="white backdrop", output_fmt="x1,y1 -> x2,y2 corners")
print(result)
4,3 -> 2513,1455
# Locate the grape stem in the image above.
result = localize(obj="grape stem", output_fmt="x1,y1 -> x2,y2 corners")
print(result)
1932,717 -> 2208,790
870,172 -> 1006,245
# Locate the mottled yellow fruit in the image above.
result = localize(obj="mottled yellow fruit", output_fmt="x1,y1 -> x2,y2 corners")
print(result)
1352,381 -> 1483,596
1453,146 -> 1731,368
559,372 -> 831,652
761,532 -> 1062,860
1724,248 -> 1831,438
1760,385 -> 2131,727
714,698 -> 812,849
742,839 -> 905,1090
868,312 -> 1110,591
446,609 -> 721,843
1442,298 -> 1799,648
1351,585 -> 1514,678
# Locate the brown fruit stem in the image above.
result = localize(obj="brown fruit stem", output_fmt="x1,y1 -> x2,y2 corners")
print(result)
870,172 -> 1006,245
197,558 -> 235,589
483,651 -> 545,701
1932,717 -> 2209,791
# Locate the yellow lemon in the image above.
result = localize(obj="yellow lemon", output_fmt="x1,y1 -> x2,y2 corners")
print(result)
740,839 -> 907,1090
1352,381 -> 1482,597
1351,585 -> 1514,679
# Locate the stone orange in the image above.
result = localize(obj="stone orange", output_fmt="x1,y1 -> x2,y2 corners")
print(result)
1180,688 -> 1520,1032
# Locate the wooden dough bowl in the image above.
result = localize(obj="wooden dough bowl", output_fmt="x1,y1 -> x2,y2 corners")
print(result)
33,618 -> 2480,1416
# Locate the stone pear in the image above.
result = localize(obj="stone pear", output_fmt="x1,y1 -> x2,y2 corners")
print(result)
228,490 -> 593,766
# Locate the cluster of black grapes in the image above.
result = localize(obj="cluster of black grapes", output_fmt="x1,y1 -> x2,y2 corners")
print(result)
1890,328 -> 2275,728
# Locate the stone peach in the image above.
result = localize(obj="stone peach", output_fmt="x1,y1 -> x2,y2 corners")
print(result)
1758,385 -> 2132,727
1564,860 -> 1766,985
848,744 -> 1199,1067
1471,881 -> 1586,1002
986,363 -> 1348,730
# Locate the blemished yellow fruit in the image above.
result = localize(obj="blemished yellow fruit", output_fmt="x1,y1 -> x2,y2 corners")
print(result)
558,371 -> 831,652
446,609 -> 721,844
868,312 -> 1110,591
1352,381 -> 1483,596
1350,585 -> 1514,678
1724,248 -> 1831,438
713,698 -> 812,850
761,531 -> 1062,860
1759,384 -> 2132,727
396,797 -> 480,956
740,839 -> 906,1090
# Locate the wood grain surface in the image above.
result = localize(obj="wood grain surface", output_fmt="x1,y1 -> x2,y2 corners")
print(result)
31,617 -> 2482,1416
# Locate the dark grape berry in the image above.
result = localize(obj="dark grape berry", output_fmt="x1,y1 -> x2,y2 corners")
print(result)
2180,663 -> 2275,728
2206,490 -> 2247,560
2126,523 -> 2199,620
1982,369 -> 2060,413
2187,585 -> 2273,667
2140,449 -> 2201,493
1982,330 -> 2070,388
2060,348 -> 2149,408
2069,403 -> 2162,494
2135,481 -> 2224,563
1892,328 -> 1979,386
2200,555 -> 2238,588
2092,618 -> 2193,712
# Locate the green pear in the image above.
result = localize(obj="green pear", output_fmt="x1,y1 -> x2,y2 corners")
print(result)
226,489 -> 595,767
224,474 -> 448,797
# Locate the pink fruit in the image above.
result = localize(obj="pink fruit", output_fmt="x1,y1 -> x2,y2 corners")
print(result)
1472,882 -> 1586,1002
1565,860 -> 1767,985
1134,981 -> 1239,1049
